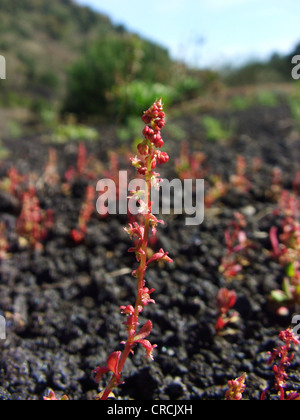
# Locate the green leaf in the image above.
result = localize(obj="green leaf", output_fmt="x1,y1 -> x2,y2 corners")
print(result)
271,290 -> 288,303
286,262 -> 296,278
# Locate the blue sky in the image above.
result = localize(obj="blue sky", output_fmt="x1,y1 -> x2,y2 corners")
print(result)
76,0 -> 300,68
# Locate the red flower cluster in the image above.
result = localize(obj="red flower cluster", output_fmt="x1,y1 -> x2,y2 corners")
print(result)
219,212 -> 251,280
65,143 -> 95,183
134,99 -> 169,174
142,100 -> 165,145
225,373 -> 246,400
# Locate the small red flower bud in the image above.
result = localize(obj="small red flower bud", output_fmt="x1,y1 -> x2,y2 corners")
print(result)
137,141 -> 149,156
152,133 -> 164,148
156,151 -> 169,165
143,126 -> 154,141
139,287 -> 155,306
120,305 -> 135,316
71,229 -> 85,244
142,114 -> 151,125
138,167 -> 147,175
130,156 -> 143,169
155,119 -> 165,129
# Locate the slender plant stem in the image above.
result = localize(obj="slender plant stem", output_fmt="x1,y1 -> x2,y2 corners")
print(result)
100,163 -> 152,400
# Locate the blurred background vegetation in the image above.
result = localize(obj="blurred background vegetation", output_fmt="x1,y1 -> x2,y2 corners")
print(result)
0,0 -> 299,138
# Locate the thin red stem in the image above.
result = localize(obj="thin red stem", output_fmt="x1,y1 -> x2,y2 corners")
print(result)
100,168 -> 152,400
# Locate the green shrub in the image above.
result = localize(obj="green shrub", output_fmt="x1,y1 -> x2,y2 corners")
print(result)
62,33 -> 173,119
52,123 -> 99,144
229,95 -> 253,111
202,115 -> 234,141
254,91 -> 279,107
113,80 -> 176,119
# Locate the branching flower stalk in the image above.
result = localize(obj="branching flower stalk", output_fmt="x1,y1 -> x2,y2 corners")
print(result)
261,328 -> 300,400
94,100 -> 172,400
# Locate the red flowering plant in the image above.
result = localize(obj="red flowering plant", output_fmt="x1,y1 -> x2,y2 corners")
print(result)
43,390 -> 69,401
17,188 -> 54,251
215,288 -> 239,333
175,141 -> 207,181
64,143 -> 98,186
204,174 -> 227,208
229,155 -> 251,193
261,328 -> 300,400
269,188 -> 300,315
71,185 -> 96,243
276,189 -> 300,219
293,171 -> 300,195
270,167 -> 283,199
41,148 -> 60,188
0,166 -> 26,198
94,100 -> 173,400
0,222 -> 9,260
219,212 -> 252,280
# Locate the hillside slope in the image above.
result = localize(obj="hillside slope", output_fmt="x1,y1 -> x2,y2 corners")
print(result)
0,0 -> 156,108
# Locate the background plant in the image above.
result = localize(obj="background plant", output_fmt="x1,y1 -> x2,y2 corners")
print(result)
62,33 -> 173,119
71,185 -> 95,244
219,212 -> 252,280
215,288 -> 239,334
202,115 -> 234,142
261,329 -> 300,400
225,373 -> 246,400
269,189 -> 300,315
0,222 -> 9,260
17,188 -> 53,251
